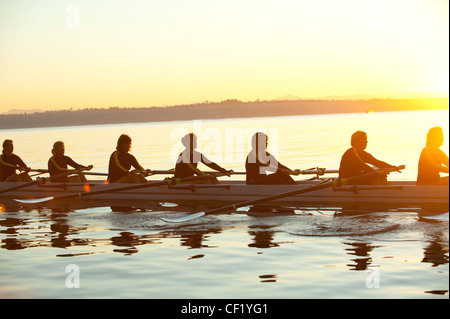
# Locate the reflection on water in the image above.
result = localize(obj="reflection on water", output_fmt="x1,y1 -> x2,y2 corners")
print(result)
259,274 -> 277,283
248,225 -> 280,248
110,232 -> 147,255
0,203 -> 448,298
344,242 -> 381,270
1,204 -> 448,261
179,227 -> 221,250
422,240 -> 449,267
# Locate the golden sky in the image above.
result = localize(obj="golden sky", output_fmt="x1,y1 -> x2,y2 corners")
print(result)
0,0 -> 448,113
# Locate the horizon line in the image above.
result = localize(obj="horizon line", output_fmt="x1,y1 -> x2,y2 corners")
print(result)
2,94 -> 449,115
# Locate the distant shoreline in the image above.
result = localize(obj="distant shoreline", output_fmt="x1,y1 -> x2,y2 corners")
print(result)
0,97 -> 448,130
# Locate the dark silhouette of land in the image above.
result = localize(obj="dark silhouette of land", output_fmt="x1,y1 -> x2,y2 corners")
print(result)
0,97 -> 448,130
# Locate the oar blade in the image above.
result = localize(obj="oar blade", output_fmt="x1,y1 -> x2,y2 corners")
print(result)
161,212 -> 206,223
15,197 -> 55,204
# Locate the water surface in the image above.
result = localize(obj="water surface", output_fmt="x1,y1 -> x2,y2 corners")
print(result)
0,109 -> 448,299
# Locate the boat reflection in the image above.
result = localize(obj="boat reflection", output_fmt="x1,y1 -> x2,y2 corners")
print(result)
344,242 -> 381,270
178,227 -> 221,250
111,232 -> 149,255
0,202 -> 448,273
422,241 -> 449,267
247,225 -> 280,249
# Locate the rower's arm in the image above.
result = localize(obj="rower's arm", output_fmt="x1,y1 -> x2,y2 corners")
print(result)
130,155 -> 145,172
428,149 -> 449,173
264,154 -> 293,174
200,154 -> 227,173
66,156 -> 84,170
362,152 -> 394,169
15,155 -> 29,171
438,149 -> 449,172
276,161 -> 294,174
180,151 -> 204,175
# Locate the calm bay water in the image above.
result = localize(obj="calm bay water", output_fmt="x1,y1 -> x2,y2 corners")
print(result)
0,109 -> 448,299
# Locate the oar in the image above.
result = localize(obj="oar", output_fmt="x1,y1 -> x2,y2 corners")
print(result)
0,170 -> 79,195
14,172 -> 227,204
85,169 -> 175,177
148,169 -> 175,175
29,171 -> 48,178
187,168 -> 339,176
30,168 -> 192,178
294,168 -> 339,175
161,166 -> 405,223
0,178 -> 48,195
115,168 -> 339,176
30,168 -> 109,177
144,168 -> 339,176
29,169 -> 49,173
142,169 -> 238,176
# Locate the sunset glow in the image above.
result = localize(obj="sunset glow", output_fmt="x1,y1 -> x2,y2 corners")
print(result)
0,0 -> 448,114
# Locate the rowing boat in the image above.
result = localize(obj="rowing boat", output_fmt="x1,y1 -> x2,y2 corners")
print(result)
1,179 -> 448,209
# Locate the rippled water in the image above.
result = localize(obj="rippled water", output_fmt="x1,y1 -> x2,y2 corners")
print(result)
0,109 -> 448,299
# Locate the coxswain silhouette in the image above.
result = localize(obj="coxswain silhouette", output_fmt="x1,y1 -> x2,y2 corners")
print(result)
417,126 -> 449,185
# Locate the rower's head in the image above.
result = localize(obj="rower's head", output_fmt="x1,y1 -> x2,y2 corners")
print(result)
52,141 -> 65,157
426,126 -> 444,148
251,132 -> 268,151
2,139 -> 13,156
117,134 -> 132,153
181,133 -> 197,151
351,131 -> 368,150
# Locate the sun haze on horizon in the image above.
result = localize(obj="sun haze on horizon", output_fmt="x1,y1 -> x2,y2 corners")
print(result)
0,0 -> 448,114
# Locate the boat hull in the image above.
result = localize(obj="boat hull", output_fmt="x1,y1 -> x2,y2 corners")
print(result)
1,180 -> 448,210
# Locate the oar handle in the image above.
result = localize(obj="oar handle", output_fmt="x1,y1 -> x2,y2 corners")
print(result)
148,169 -> 236,177
191,169 -> 338,176
29,169 -> 49,173
148,169 -> 175,175
391,165 -> 406,173
292,168 -> 339,175
188,170 -> 245,175
29,168 -> 95,175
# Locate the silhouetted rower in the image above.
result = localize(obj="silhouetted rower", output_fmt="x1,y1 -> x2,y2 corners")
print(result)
417,127 -> 449,185
108,134 -> 149,183
339,131 -> 404,185
0,139 -> 31,182
245,132 -> 297,185
174,133 -> 232,184
48,141 -> 93,182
